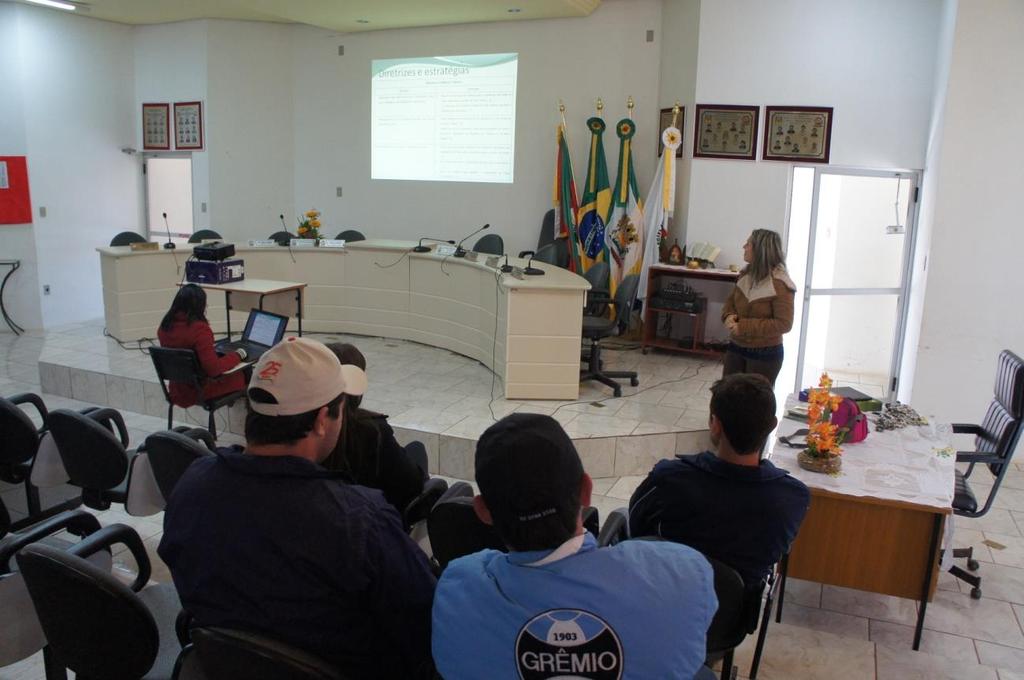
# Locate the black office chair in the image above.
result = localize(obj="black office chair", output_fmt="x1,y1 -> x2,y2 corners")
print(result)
428,493 -> 505,571
703,556 -> 748,680
537,209 -> 556,250
46,407 -> 139,512
0,501 -> 107,674
110,231 -> 148,246
269,230 -> 296,245
17,525 -> 183,680
473,233 -> 505,256
144,429 -> 216,504
597,507 -> 629,547
522,239 -> 569,269
0,393 -> 49,524
334,229 -> 365,242
149,346 -> 246,439
188,229 -> 222,243
180,627 -> 349,680
580,273 -> 640,397
947,349 -> 1024,598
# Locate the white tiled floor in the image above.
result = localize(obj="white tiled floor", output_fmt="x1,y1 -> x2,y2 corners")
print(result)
3,321 -> 1024,679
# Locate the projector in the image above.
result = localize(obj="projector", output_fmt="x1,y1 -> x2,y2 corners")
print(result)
193,242 -> 235,261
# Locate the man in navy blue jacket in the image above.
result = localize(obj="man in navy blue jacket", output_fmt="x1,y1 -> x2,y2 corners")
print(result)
159,337 -> 437,679
629,373 -> 810,588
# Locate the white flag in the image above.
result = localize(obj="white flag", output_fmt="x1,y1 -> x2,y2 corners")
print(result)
638,125 -> 681,300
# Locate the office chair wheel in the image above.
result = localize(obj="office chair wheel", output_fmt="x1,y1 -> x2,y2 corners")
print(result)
967,558 -> 980,571
970,586 -> 982,600
642,347 -> 650,355
613,386 -> 622,398
630,377 -> 639,386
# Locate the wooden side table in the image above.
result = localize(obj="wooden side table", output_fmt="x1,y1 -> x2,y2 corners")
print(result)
641,264 -> 738,357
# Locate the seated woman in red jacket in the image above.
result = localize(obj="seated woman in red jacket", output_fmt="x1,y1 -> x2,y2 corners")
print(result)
156,284 -> 247,408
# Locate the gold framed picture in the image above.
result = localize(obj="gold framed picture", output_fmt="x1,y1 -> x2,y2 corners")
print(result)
762,106 -> 833,163
142,103 -> 170,151
693,104 -> 759,161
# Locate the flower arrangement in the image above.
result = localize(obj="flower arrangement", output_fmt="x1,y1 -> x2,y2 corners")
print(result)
297,209 -> 321,240
798,373 -> 845,474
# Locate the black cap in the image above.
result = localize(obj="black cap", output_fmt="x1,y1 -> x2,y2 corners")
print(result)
475,413 -> 584,525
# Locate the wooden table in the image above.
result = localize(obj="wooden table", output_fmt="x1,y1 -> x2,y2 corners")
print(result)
187,278 -> 307,340
772,404 -> 955,650
641,264 -> 737,357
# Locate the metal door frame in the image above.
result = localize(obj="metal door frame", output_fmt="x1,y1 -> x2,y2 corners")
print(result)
793,166 -> 922,401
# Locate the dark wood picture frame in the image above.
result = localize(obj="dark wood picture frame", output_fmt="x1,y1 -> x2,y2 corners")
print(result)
693,104 -> 759,160
762,106 -> 833,163
142,103 -> 171,151
174,101 -> 204,151
658,107 -> 685,158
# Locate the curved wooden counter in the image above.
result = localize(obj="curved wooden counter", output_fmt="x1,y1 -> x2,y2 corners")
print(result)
97,241 -> 589,400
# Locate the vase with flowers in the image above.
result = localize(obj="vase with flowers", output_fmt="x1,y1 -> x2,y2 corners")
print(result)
797,373 -> 845,474
297,209 -> 322,241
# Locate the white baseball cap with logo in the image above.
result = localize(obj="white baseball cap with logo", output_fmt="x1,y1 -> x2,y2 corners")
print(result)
247,336 -> 368,416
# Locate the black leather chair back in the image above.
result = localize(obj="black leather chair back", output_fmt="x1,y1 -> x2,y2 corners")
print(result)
47,409 -> 129,493
145,430 -> 213,502
335,229 -> 365,242
583,261 -> 609,292
613,274 -> 640,333
188,229 -> 223,243
150,347 -> 206,396
534,239 -> 569,268
977,350 -> 1024,476
0,396 -> 40,468
190,627 -> 347,680
269,230 -> 296,245
17,543 -> 160,679
473,234 -> 505,256
110,231 -> 147,246
428,496 -> 505,570
538,209 -> 555,250
704,555 -> 748,658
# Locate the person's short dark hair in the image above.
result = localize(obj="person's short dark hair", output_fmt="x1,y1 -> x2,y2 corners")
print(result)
475,413 -> 583,552
245,391 -> 345,446
709,373 -> 777,454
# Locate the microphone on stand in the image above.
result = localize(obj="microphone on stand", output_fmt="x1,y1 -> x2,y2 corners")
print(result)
276,214 -> 290,246
453,223 -> 489,258
523,251 -> 545,276
413,237 -> 456,253
500,254 -> 514,273
162,212 -> 176,250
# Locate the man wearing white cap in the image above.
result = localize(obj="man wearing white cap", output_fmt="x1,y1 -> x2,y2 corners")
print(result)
159,337 -> 437,680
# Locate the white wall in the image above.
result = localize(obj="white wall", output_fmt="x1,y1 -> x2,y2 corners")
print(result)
134,21 -> 209,232
289,0 -> 663,255
686,0 -> 945,267
13,5 -> 140,328
206,21 -> 295,238
911,0 -> 1024,423
0,2 -> 43,332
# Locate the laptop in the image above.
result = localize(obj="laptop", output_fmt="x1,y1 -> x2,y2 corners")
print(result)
216,309 -> 289,361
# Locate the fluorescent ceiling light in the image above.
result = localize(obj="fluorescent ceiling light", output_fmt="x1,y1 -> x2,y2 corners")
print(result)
25,0 -> 77,10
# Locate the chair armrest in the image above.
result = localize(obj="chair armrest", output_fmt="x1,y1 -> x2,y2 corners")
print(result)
403,478 -> 449,529
9,392 -> 48,429
0,509 -> 102,573
183,427 -> 216,450
955,451 -> 1003,465
68,523 -> 150,591
86,408 -> 130,449
597,507 -> 629,547
952,423 -> 983,435
588,291 -> 612,304
517,250 -> 535,259
582,506 -> 600,538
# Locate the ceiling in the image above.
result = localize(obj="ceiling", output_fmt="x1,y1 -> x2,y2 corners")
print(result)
25,0 -> 604,33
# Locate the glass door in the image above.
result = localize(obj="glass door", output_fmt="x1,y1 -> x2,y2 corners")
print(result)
145,155 -> 195,246
794,168 -> 920,401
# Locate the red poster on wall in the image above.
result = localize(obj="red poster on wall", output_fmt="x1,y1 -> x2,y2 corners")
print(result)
0,156 -> 33,225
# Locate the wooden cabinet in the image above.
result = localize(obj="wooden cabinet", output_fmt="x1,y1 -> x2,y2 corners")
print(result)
641,265 -> 738,357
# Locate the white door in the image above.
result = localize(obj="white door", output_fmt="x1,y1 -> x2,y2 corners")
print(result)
145,156 -> 194,245
791,168 -> 920,401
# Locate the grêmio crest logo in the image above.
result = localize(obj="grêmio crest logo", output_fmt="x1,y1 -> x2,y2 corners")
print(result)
515,609 -> 623,679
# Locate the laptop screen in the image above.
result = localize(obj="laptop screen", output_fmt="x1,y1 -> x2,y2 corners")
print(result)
245,310 -> 287,347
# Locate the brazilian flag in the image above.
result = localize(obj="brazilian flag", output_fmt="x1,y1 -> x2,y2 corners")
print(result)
576,117 -> 612,273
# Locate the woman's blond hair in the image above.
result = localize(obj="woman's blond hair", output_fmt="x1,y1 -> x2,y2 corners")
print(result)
745,229 -> 786,284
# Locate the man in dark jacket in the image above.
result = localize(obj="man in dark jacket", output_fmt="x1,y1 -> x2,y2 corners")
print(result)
159,337 -> 437,679
629,373 -> 810,588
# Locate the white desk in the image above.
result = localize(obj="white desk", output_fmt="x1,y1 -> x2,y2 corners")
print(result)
180,278 -> 308,339
98,241 -> 590,400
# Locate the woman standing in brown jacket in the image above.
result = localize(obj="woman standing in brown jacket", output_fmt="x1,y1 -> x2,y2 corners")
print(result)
721,229 -> 796,386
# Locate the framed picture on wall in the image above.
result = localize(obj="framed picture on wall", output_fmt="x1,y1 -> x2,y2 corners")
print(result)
658,107 -> 685,158
762,106 -> 833,163
693,104 -> 759,160
174,101 -> 204,151
142,103 -> 170,151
